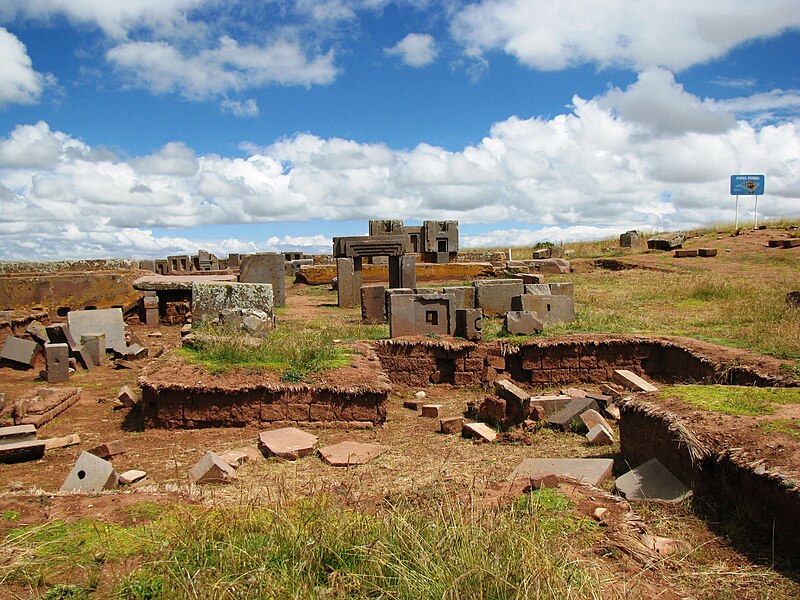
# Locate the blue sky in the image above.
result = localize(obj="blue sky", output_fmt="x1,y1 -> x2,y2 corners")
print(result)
0,1 -> 799,260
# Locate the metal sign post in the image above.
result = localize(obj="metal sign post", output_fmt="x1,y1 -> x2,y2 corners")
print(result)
730,175 -> 765,229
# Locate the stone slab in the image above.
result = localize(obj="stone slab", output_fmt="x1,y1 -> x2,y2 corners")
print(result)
613,369 -> 658,392
67,308 -> 127,353
508,458 -> 614,486
188,451 -> 237,483
504,311 -> 544,335
530,394 -> 572,417
474,280 -> 524,317
191,281 -> 274,323
615,458 -> 690,502
45,323 -> 80,352
421,404 -> 443,418
0,439 -> 46,463
258,427 -> 318,460
580,409 -> 612,434
318,441 -> 389,466
546,398 -> 600,431
462,422 -> 497,442
88,439 -> 127,459
25,321 -> 49,344
0,424 -> 37,444
0,336 -> 41,367
80,334 -> 106,366
117,385 -> 139,407
697,248 -> 717,257
43,434 -> 81,450
133,274 -> 237,291
586,424 -> 614,446
61,451 -> 118,492
119,470 -> 148,485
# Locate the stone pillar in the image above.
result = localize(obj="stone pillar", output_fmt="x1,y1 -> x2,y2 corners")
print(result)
45,342 -> 70,383
361,285 -> 386,324
388,255 -> 417,289
337,257 -> 362,308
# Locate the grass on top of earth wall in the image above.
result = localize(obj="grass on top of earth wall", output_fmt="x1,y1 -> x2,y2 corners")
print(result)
660,385 -> 800,416
2,491 -> 605,600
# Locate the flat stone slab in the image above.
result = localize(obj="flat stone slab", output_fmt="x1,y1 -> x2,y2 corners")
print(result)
613,369 -> 658,392
68,308 -> 127,353
0,424 -> 37,444
119,469 -> 147,485
0,336 -> 41,367
133,274 -> 237,291
462,422 -> 497,442
61,451 -> 118,492
318,441 -> 388,466
0,439 -> 46,463
615,458 -> 690,502
530,395 -> 572,417
546,398 -> 599,431
258,427 -> 318,460
508,458 -> 614,486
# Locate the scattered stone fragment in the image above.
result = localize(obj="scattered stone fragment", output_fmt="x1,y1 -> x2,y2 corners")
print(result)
605,404 -> 621,420
122,343 -> 148,360
586,424 -> 614,446
674,249 -> 697,258
0,424 -> 45,463
509,458 -> 614,486
258,427 -> 318,460
530,394 -> 572,417
599,384 -> 622,399
462,422 -> 497,442
117,385 -> 139,408
783,239 -> 800,248
546,398 -> 599,431
403,399 -> 426,410
188,451 -> 236,484
697,248 -> 717,257
414,391 -> 426,399
593,507 -> 608,523
219,449 -> 250,468
61,451 -> 118,492
75,345 -> 95,370
13,387 -> 81,427
180,324 -> 192,337
561,387 -> 586,399
114,359 -> 138,370
421,404 -> 444,418
439,416 -> 464,434
148,331 -> 163,338
615,458 -> 690,502
43,434 -> 81,450
88,439 -> 127,460
119,470 -> 148,485
25,322 -> 49,345
585,392 -> 613,407
494,379 -> 531,423
641,534 -> 692,556
612,369 -> 658,392
0,336 -> 41,368
580,409 -> 612,433
318,441 -> 388,466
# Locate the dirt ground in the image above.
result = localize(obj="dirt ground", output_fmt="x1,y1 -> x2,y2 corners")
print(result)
1,228 -> 799,598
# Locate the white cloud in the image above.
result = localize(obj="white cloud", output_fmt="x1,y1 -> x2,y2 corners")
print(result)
0,27 -> 52,106
451,0 -> 800,72
107,37 -> 338,99
220,97 -> 260,117
1,70 -> 799,260
385,33 -> 438,67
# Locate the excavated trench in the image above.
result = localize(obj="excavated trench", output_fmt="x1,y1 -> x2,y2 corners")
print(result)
140,333 -> 799,554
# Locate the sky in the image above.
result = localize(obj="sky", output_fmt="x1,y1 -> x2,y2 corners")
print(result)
0,1 -> 799,261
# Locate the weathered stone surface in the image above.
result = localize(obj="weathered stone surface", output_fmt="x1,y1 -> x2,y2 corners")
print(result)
25,321 -> 49,344
403,399 -> 427,410
192,282 -> 274,324
641,535 -> 692,556
61,451 -> 118,492
586,424 -> 614,446
0,424 -> 44,463
580,409 -> 612,434
546,398 -> 600,431
218,449 -> 250,468
474,280 -> 524,317
647,235 -> 684,250
440,416 -> 464,434
133,274 -> 237,291
454,308 -> 482,341
119,470 -> 147,485
188,451 -> 236,483
258,427 -> 318,460
88,439 -> 127,459
504,311 -> 544,335
13,387 -> 81,427
619,230 -> 640,247
43,433 -> 80,450
615,458 -> 690,502
44,342 -> 69,383
0,424 -> 37,443
45,323 -> 80,352
318,441 -> 388,466
530,395 -> 572,417
68,308 -> 127,353
336,257 -> 362,308
697,248 -> 717,257
613,369 -> 658,392
360,285 -> 387,324
528,258 -> 570,274
388,293 -> 454,337
117,385 -> 139,407
239,253 -> 286,306
508,458 -> 614,486
421,404 -> 443,418
674,249 -> 698,258
0,336 -> 41,367
495,379 -> 531,423
511,295 -> 575,325
462,422 -> 497,442
80,333 -> 106,366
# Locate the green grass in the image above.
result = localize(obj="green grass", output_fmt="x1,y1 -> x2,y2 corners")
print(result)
661,385 -> 800,416
758,419 -> 800,440
2,495 -> 604,599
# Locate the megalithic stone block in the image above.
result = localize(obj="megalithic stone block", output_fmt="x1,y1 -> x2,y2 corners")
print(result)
455,308 -> 482,341
46,323 -> 80,352
258,427 -> 318,460
0,424 -> 46,463
613,369 -> 658,392
67,308 -> 127,353
336,257 -> 363,308
80,334 -> 106,366
188,451 -> 237,483
61,451 -> 118,492
360,285 -> 387,324
615,458 -> 690,502
0,336 -> 41,368
44,342 -> 69,383
504,311 -> 544,335
25,322 -> 49,345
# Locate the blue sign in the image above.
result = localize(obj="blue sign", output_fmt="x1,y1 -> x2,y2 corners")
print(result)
730,174 -> 764,195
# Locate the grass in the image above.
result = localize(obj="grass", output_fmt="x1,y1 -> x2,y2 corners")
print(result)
2,494 -> 604,599
660,385 -> 800,416
757,419 -> 800,441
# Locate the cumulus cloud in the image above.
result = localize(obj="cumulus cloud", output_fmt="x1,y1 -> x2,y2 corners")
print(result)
1,70 -> 799,259
451,0 -> 800,72
385,33 -> 438,67
107,37 -> 338,99
0,27 -> 53,106
220,97 -> 260,117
